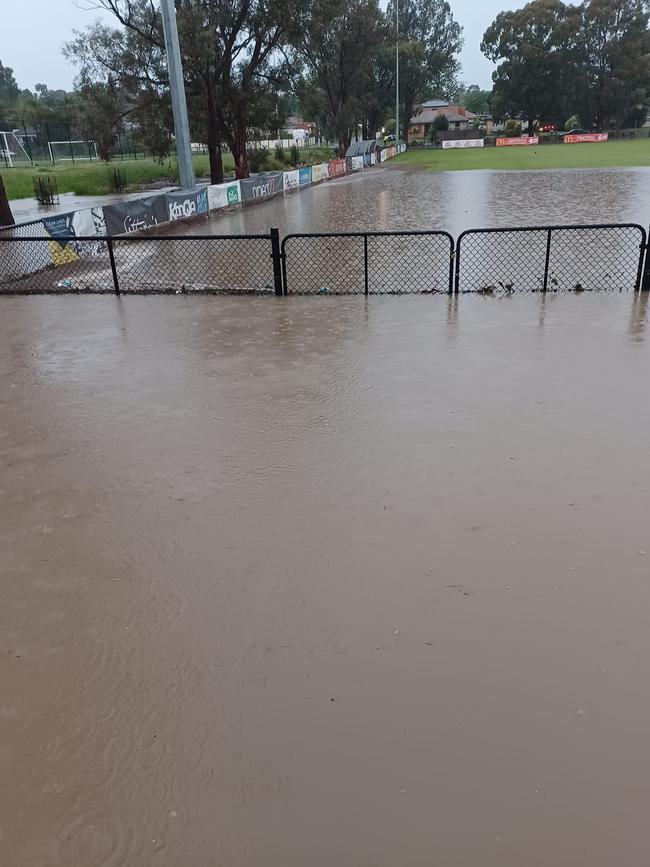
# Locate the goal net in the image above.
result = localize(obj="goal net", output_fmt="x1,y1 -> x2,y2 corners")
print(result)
47,140 -> 99,162
0,131 -> 32,167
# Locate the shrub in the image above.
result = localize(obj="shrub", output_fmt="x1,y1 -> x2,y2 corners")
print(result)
274,144 -> 286,164
247,147 -> 269,173
290,144 -> 300,165
504,119 -> 522,137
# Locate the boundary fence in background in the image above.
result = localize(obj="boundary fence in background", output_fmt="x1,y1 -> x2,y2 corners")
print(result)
1,223 -> 648,296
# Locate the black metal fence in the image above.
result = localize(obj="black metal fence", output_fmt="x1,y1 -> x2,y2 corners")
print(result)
1,223 -> 648,295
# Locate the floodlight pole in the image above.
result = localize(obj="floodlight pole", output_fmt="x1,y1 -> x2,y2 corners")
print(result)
160,0 -> 195,190
395,0 -> 400,147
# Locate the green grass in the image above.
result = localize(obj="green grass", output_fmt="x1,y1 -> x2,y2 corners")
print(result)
394,138 -> 650,173
1,153 -> 236,200
1,146 -> 338,201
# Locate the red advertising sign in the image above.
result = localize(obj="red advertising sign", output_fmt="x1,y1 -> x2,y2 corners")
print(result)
328,158 -> 347,177
563,133 -> 609,144
496,136 -> 539,147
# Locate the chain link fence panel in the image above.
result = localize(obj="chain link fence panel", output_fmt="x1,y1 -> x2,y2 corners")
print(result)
456,224 -> 647,294
282,232 -> 454,294
112,236 -> 275,294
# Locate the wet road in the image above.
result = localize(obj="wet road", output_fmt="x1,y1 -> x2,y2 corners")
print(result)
3,293 -> 650,866
192,166 -> 650,237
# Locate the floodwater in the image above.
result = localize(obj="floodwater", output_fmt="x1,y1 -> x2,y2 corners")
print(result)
194,166 -> 650,237
3,292 -> 650,867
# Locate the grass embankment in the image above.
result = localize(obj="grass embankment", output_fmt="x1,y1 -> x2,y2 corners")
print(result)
2,145 -> 336,200
394,138 -> 650,172
2,154 -> 232,200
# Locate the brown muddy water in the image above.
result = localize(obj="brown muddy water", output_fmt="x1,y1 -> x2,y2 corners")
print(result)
194,166 -> 650,237
3,292 -> 650,867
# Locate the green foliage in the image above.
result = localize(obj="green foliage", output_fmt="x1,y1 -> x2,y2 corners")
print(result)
482,0 -> 650,131
274,144 -> 286,163
430,113 -> 449,143
0,60 -> 19,115
386,0 -> 463,142
505,119 -> 523,137
295,0 -> 389,154
247,147 -> 270,173
290,144 -> 300,164
565,114 -> 581,130
461,85 -> 491,116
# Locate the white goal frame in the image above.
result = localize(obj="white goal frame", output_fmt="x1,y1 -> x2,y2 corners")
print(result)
47,140 -> 99,162
0,131 -> 31,167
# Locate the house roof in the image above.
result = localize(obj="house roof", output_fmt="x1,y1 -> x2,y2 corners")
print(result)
420,99 -> 449,109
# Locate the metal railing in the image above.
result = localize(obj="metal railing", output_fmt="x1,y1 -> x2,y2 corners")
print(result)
1,223 -> 648,295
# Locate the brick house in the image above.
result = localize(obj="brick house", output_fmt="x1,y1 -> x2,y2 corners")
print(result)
408,100 -> 478,142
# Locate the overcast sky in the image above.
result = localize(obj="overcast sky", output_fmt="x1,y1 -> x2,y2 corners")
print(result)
2,0 -> 551,93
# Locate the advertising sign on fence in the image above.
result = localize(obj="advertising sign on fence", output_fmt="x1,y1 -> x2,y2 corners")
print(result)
283,170 -> 300,190
104,194 -> 168,236
442,139 -> 485,149
363,154 -> 372,167
350,156 -> 364,172
71,207 -> 106,238
496,136 -> 539,147
564,133 -> 609,144
370,153 -> 377,165
328,159 -> 347,177
239,171 -> 284,202
298,166 -> 312,185
311,163 -> 329,183
207,181 -> 241,210
41,213 -> 80,266
166,186 -> 209,222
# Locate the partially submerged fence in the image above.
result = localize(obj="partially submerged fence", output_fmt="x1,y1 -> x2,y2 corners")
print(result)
0,223 -> 648,295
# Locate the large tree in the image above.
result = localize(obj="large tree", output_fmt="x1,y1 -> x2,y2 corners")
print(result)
293,0 -> 388,154
579,0 -> 650,129
66,0 -> 300,181
386,0 -> 463,143
483,0 -> 650,132
481,0 -> 582,132
0,61 -> 19,117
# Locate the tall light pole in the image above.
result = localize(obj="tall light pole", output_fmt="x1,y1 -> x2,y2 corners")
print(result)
395,0 -> 400,146
160,0 -> 195,190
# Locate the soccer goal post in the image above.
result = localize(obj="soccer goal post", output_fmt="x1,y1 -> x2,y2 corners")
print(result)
47,140 -> 99,163
0,131 -> 32,167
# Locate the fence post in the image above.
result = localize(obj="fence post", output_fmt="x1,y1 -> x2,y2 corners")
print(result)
454,236 -> 461,293
107,237 -> 120,295
543,228 -> 552,291
364,234 -> 369,295
46,122 -> 55,165
448,242 -> 455,294
270,227 -> 283,296
642,228 -> 650,292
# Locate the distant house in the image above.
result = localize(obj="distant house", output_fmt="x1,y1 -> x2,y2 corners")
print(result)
286,116 -> 318,138
408,100 -> 478,141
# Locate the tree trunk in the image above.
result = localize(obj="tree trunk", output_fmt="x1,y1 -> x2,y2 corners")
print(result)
207,121 -> 223,184
528,116 -> 534,136
231,111 -> 249,179
0,175 -> 14,227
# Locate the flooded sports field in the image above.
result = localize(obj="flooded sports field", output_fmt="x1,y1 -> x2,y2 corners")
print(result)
195,166 -> 650,236
3,292 -> 650,867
